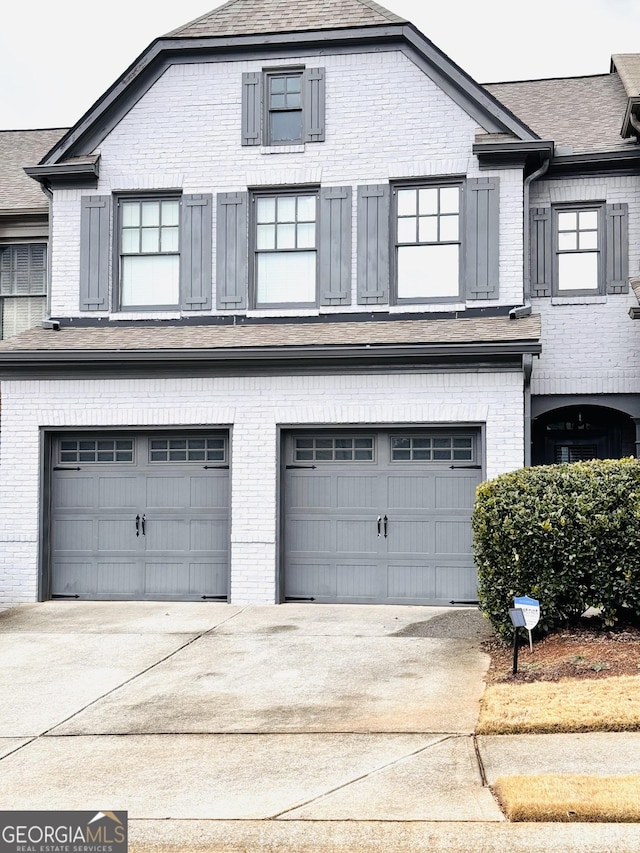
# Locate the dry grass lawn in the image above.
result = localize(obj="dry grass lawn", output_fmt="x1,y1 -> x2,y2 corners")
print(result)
492,774 -> 640,822
477,674 -> 640,735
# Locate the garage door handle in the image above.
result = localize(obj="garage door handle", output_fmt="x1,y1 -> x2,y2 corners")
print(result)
377,515 -> 382,537
141,514 -> 146,536
383,514 -> 388,538
135,514 -> 140,537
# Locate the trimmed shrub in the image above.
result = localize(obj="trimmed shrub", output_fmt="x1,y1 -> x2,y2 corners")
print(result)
472,458 -> 640,639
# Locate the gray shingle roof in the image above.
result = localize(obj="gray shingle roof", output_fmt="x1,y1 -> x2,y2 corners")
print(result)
0,315 -> 541,353
0,128 -> 68,212
166,0 -> 406,38
611,54 -> 640,98
483,74 -> 630,154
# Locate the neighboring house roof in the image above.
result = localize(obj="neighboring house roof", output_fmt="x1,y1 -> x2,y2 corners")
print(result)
0,315 -> 541,354
0,128 -> 67,212
484,73 -> 631,155
167,0 -> 406,37
611,54 -> 640,97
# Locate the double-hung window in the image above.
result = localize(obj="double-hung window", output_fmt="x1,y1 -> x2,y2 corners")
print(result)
395,184 -> 461,301
254,192 -> 317,306
266,72 -> 303,144
555,206 -> 601,293
119,196 -> 180,308
0,243 -> 47,339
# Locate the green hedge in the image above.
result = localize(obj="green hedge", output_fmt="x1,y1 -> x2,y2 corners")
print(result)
472,458 -> 640,639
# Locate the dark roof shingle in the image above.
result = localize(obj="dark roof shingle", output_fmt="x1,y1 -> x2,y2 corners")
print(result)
0,128 -> 68,211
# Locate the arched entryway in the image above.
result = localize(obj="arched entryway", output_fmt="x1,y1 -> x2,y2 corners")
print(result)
532,405 -> 636,466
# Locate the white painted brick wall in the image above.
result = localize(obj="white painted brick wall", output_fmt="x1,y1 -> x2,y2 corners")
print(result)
530,175 -> 640,397
0,370 -> 524,606
49,49 -> 523,316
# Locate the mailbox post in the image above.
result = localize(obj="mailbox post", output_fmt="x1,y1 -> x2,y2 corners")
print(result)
508,607 -> 527,674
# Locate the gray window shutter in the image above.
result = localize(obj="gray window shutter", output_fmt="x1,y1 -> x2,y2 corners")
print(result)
530,207 -> 552,297
242,72 -> 261,146
216,192 -> 248,310
79,195 -> 110,311
465,177 -> 499,300
357,184 -> 389,305
606,203 -> 629,294
319,186 -> 352,306
304,68 -> 325,143
181,194 -> 212,311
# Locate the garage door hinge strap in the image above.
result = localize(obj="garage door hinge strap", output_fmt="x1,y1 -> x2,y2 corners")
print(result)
285,465 -> 317,469
449,465 -> 482,469
201,595 -> 228,600
52,594 -> 80,599
203,465 -> 230,469
53,466 -> 82,471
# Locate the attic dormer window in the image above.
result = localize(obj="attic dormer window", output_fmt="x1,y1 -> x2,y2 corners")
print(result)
241,68 -> 325,147
267,72 -> 303,144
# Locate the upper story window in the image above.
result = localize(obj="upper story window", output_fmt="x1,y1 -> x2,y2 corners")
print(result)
254,191 -> 317,306
118,196 -> 180,309
0,242 -> 47,339
394,184 -> 461,302
266,72 -> 303,144
555,207 -> 601,293
241,67 -> 326,147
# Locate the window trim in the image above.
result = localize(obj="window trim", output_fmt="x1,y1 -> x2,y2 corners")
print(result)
552,202 -> 605,297
250,186 -> 320,309
114,192 -> 182,312
264,68 -> 304,147
391,178 -> 465,305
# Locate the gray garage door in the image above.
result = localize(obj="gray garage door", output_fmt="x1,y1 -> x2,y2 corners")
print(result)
283,430 -> 482,605
50,433 -> 229,600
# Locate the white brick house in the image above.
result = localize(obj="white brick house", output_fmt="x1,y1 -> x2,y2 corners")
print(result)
0,0 -> 638,606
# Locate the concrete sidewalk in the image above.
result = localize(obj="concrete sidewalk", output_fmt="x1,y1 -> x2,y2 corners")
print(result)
0,601 -> 639,852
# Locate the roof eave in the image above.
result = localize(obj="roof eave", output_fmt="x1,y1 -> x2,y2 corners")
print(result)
546,147 -> 640,177
24,159 -> 100,188
473,139 -> 554,169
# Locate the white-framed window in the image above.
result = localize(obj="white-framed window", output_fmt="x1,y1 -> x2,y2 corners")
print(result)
118,196 -> 180,308
0,242 -> 47,339
554,206 -> 602,293
254,191 -> 317,306
395,184 -> 461,301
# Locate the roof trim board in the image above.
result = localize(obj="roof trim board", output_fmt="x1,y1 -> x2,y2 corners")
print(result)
39,24 -> 539,167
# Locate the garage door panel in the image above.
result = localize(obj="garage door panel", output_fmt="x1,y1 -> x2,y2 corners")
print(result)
53,519 -> 94,552
97,476 -> 139,509
289,518 -> 333,552
144,562 -> 186,595
386,476 -> 434,510
288,475 -> 333,510
335,563 -> 381,599
189,562 -> 228,596
144,519 -> 189,552
190,477 -> 228,509
190,519 -> 228,551
336,476 -> 378,509
435,564 -> 477,601
435,475 -> 478,510
387,520 -> 433,555
435,521 -> 472,554
285,563 -> 337,598
145,476 -> 189,509
53,477 -> 96,509
97,562 -> 144,595
97,519 -> 138,551
387,563 -> 436,600
336,519 -> 379,553
52,562 -> 98,596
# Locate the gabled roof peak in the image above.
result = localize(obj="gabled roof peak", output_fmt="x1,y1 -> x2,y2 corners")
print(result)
165,0 -> 407,39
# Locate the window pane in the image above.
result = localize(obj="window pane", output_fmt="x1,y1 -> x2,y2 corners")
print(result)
141,202 -> 160,227
161,226 -> 179,252
418,217 -> 438,243
121,203 -> 140,227
557,211 -> 577,230
1,296 -> 45,339
439,215 -> 459,242
162,201 -> 180,226
286,75 -> 302,93
558,252 -> 599,291
297,196 -> 316,222
277,197 -> 296,222
271,77 -> 286,94
277,223 -> 296,249
257,224 -> 276,250
439,187 -> 459,214
418,188 -> 438,215
257,198 -> 276,224
558,232 -> 577,251
121,255 -> 180,306
271,93 -> 286,109
121,229 -> 139,254
270,111 -> 302,143
397,190 -> 416,217
141,228 -> 160,253
397,244 -> 459,299
579,211 -> 598,230
297,222 -> 315,249
579,231 -> 598,250
397,219 -> 416,243
257,251 -> 316,303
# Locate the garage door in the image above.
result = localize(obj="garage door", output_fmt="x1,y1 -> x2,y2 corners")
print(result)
283,430 -> 482,605
50,433 -> 229,600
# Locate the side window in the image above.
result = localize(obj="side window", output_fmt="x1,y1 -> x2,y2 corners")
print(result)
530,203 -> 628,297
242,67 -> 325,147
253,191 -> 318,306
0,243 -> 47,339
395,184 -> 461,301
118,196 -> 180,309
